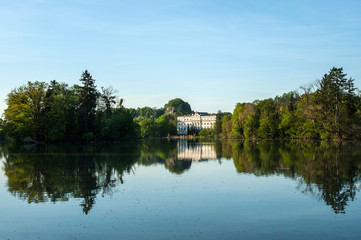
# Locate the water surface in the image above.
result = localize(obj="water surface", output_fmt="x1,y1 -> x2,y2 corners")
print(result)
0,140 -> 361,239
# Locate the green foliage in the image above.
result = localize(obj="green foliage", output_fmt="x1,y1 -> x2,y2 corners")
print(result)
278,107 -> 297,138
3,71 -> 139,142
100,86 -> 117,117
43,81 -> 79,141
139,119 -> 156,138
314,67 -> 357,138
3,67 -> 361,141
132,107 -> 165,120
244,113 -> 259,139
293,93 -> 320,139
137,114 -> 177,138
231,103 -> 256,138
274,91 -> 300,112
78,70 -> 98,135
132,99 -> 188,138
226,67 -> 360,140
257,99 -> 279,138
0,118 -> 6,141
199,128 -> 216,137
230,103 -> 245,138
96,108 -> 139,141
4,81 -> 48,141
155,114 -> 177,136
164,98 -> 192,115
221,115 -> 232,138
214,110 -> 223,135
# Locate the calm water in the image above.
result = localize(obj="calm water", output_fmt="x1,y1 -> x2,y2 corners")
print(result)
0,140 -> 361,239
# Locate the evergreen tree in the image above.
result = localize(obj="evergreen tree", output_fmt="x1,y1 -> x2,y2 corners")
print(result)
315,67 -> 356,138
78,70 -> 98,139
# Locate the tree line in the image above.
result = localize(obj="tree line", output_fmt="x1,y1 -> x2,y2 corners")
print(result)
1,70 -> 135,142
130,98 -> 192,138
209,67 -> 361,140
0,70 -> 193,142
0,67 -> 360,141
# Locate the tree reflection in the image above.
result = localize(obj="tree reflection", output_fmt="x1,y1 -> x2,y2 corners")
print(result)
164,158 -> 192,174
137,140 -> 192,174
228,140 -> 361,214
1,140 -> 361,214
1,143 -> 139,214
0,140 -> 195,213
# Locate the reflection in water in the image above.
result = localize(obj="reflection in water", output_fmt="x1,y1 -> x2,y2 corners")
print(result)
1,140 -> 361,214
230,141 -> 361,214
1,143 -> 138,214
177,140 -> 217,161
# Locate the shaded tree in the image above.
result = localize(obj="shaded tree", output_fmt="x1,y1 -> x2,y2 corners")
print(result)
214,110 -> 223,135
100,86 -> 117,118
0,118 -> 6,141
221,115 -> 232,138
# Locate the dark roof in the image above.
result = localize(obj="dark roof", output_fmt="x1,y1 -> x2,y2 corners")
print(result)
196,112 -> 208,116
179,112 -> 216,117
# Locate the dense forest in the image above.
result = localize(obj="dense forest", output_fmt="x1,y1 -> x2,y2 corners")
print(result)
0,70 -> 191,142
0,67 -> 360,142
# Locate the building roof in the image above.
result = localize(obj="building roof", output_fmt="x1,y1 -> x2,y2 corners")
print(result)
197,112 -> 208,116
178,112 -> 216,117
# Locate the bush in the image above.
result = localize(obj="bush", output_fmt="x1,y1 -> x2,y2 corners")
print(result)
199,128 -> 216,137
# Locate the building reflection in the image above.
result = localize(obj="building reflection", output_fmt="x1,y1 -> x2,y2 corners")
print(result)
177,140 -> 217,161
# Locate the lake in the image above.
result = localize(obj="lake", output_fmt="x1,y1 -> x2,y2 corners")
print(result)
0,140 -> 361,239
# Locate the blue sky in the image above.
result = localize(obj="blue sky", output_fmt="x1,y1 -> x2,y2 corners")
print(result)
0,0 -> 360,114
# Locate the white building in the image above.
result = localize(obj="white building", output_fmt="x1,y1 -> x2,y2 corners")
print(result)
177,112 -> 217,135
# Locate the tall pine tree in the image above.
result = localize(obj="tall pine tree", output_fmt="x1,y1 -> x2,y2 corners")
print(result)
78,70 -> 98,138
315,67 -> 356,138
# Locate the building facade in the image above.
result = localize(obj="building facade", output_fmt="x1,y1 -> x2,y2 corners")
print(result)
177,112 -> 216,135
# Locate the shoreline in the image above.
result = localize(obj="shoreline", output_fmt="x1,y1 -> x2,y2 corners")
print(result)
1,136 -> 358,144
